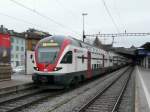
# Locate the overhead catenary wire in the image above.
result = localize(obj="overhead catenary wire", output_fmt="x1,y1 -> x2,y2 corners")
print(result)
10,0 -> 81,37
113,0 -> 125,32
101,0 -> 120,33
54,0 -> 82,33
0,12 -> 61,34
112,0 -> 127,46
0,12 -> 54,31
10,0 -> 64,27
55,0 -> 79,18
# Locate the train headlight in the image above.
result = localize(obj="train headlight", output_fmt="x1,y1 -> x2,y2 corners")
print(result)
53,67 -> 62,71
54,68 -> 57,71
34,67 -> 39,71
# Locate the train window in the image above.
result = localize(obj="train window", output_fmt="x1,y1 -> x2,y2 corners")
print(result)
82,55 -> 84,63
94,64 -> 96,69
38,47 -> 59,64
61,51 -> 72,64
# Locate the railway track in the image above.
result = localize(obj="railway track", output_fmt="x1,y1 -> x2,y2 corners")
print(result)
0,87 -> 64,112
0,87 -> 43,104
117,68 -> 135,112
76,67 -> 133,112
0,66 -> 130,112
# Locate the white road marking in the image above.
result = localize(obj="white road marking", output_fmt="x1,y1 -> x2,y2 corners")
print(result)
137,67 -> 150,110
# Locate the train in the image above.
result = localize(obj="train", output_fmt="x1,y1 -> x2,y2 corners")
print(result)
32,35 -> 129,87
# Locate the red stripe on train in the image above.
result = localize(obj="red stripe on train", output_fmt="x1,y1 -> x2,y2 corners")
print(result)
35,39 -> 71,72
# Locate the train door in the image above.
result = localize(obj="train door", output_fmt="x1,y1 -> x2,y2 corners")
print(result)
148,56 -> 150,68
75,54 -> 78,71
87,51 -> 92,78
103,54 -> 105,67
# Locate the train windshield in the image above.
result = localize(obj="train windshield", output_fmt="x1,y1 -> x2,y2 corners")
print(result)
38,47 -> 59,64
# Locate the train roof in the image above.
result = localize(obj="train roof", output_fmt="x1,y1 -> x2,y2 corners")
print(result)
38,35 -> 107,51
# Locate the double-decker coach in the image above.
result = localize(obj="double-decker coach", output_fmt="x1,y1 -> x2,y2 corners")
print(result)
32,35 -> 129,87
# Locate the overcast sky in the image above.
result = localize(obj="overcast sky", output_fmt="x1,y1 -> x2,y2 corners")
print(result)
0,0 -> 150,47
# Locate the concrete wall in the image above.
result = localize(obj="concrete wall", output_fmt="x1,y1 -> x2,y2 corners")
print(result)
26,51 -> 36,74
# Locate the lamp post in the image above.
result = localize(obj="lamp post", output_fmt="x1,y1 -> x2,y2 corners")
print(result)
82,13 -> 88,42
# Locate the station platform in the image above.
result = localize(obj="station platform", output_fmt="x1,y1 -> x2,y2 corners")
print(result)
0,74 -> 33,95
135,66 -> 150,112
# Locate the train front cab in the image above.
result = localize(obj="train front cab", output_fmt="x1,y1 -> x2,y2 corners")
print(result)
32,49 -> 75,86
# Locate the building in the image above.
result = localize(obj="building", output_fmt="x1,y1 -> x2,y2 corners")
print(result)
10,28 -> 50,68
136,46 -> 150,69
0,25 -> 26,68
23,29 -> 51,74
0,25 -> 52,76
24,28 -> 51,51
136,42 -> 150,68
0,25 -> 52,74
9,31 -> 25,67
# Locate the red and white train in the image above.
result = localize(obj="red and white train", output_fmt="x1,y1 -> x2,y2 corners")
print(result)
32,35 -> 129,87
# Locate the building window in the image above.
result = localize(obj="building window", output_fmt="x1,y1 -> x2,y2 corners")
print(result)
22,40 -> 24,44
16,46 -> 19,51
32,40 -> 36,44
21,47 -> 24,51
16,61 -> 19,66
11,38 -> 14,43
21,55 -> 24,60
11,54 -> 14,58
16,39 -> 19,44
11,45 -> 13,51
32,44 -> 36,51
16,54 -> 18,59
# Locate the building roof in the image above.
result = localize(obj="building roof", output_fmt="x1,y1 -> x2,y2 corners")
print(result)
141,42 -> 150,51
0,25 -> 9,34
93,37 -> 113,51
112,46 -> 137,55
23,28 -> 51,40
9,30 -> 25,39
0,25 -> 52,40
136,42 -> 150,56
